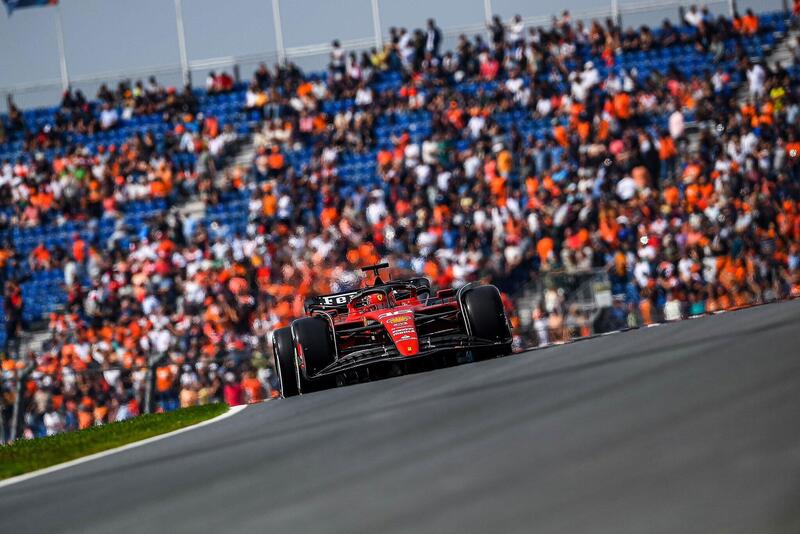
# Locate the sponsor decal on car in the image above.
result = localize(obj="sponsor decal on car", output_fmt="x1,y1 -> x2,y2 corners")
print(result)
319,292 -> 358,306
377,309 -> 410,319
392,327 -> 415,335
369,308 -> 420,356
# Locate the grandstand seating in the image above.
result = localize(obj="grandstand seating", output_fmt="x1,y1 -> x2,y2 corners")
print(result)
0,11 -> 792,327
0,6 -> 798,439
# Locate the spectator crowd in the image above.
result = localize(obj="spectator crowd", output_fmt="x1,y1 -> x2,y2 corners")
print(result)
1,4 -> 799,441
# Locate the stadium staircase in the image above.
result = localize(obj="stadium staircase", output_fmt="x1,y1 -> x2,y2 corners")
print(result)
686,16 -> 797,153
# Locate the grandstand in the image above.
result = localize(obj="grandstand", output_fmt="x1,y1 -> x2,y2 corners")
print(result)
1,2 -> 799,441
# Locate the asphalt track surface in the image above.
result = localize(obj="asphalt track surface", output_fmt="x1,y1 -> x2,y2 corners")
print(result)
2,300 -> 800,534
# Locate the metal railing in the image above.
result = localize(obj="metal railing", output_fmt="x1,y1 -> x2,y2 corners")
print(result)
0,339 -> 273,443
512,267 -> 614,343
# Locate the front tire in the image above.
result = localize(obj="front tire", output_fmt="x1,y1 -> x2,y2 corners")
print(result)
273,327 -> 299,397
462,285 -> 512,358
291,317 -> 336,394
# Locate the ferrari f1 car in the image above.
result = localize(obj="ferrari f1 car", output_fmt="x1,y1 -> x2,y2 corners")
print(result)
272,263 -> 512,397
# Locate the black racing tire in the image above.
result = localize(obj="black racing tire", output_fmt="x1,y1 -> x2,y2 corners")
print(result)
463,285 -> 512,357
291,317 -> 336,394
272,326 -> 299,398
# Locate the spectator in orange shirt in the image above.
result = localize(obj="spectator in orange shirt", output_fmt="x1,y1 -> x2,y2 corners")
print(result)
536,236 -> 555,269
267,145 -> 285,178
71,234 -> 86,263
742,9 -> 759,34
613,92 -> 632,123
241,370 -> 265,404
155,363 -> 178,412
29,242 -> 51,270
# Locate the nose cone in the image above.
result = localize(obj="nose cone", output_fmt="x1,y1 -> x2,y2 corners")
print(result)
395,337 -> 420,357
376,310 -> 419,357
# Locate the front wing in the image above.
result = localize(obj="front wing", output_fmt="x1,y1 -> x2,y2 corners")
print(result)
309,332 -> 510,377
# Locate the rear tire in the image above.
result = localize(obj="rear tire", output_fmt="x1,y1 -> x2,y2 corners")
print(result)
291,317 -> 337,394
272,327 -> 299,398
462,285 -> 512,358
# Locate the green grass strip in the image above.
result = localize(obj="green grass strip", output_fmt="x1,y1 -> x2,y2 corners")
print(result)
0,403 -> 229,480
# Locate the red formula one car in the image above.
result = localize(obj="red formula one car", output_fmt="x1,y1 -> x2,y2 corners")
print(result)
272,263 -> 512,397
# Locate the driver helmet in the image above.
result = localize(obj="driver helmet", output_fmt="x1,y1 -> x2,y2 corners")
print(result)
364,292 -> 387,308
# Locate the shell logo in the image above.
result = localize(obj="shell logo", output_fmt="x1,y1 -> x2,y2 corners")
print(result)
387,316 -> 409,324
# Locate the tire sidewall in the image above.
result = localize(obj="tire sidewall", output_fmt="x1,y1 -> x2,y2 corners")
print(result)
291,317 -> 336,382
272,326 -> 299,397
462,285 -> 512,343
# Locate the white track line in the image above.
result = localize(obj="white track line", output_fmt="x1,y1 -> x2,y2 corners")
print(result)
0,404 -> 248,489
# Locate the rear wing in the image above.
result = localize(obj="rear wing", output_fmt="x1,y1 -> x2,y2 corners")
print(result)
304,291 -> 359,313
